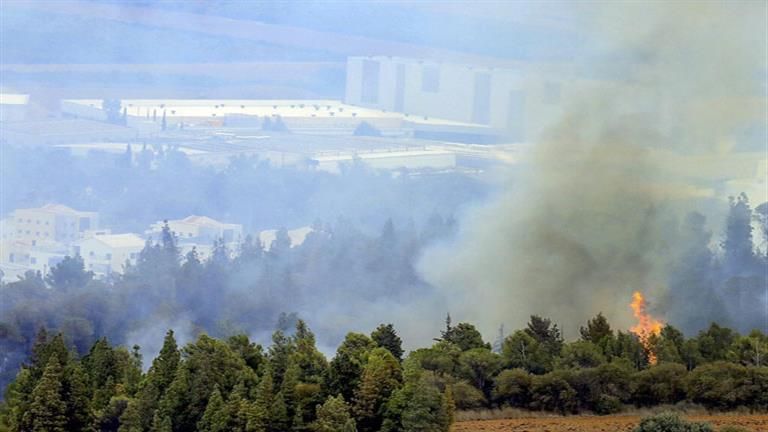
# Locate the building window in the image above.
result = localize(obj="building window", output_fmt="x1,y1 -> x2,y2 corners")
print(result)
36,220 -> 40,224
421,65 -> 440,93
106,253 -> 112,260
31,257 -> 37,264
89,251 -> 95,257
130,253 -> 137,259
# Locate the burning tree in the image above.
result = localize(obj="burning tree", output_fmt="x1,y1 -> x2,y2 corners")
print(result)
630,291 -> 664,365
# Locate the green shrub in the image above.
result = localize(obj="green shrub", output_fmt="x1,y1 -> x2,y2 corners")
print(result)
450,381 -> 486,410
633,412 -> 713,432
528,371 -> 578,414
633,363 -> 688,406
685,362 -> 750,410
492,368 -> 531,408
593,394 -> 622,415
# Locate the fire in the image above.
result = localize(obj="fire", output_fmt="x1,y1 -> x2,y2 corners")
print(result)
629,291 -> 664,365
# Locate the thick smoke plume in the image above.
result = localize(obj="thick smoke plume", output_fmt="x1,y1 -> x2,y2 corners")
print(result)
419,1 -> 767,337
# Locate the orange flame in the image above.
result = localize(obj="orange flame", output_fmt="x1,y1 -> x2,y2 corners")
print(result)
629,291 -> 664,365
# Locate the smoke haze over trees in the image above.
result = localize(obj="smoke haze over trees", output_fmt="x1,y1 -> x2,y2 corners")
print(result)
0,0 -> 766,428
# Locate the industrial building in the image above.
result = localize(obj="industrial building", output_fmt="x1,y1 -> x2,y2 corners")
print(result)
62,98 -> 493,140
344,56 -> 576,142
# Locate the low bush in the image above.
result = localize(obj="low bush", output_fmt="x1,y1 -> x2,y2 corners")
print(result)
633,412 -> 713,432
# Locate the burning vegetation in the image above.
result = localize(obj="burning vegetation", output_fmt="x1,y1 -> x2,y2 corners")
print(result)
630,291 -> 664,365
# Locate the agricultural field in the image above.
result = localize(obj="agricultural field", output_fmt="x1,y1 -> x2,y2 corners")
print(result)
453,414 -> 768,432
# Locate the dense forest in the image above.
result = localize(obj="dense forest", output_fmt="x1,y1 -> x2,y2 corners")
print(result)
1,312 -> 766,431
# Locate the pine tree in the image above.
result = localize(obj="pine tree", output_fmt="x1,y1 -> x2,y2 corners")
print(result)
291,321 -> 327,385
152,330 -> 181,391
270,391 -> 290,432
30,330 -> 70,379
353,348 -> 403,432
63,362 -> 93,431
3,368 -> 36,431
327,333 -> 375,403
45,254 -> 93,291
118,399 -> 143,432
27,358 -> 67,432
312,395 -> 356,432
84,337 -> 118,411
249,367 -> 274,432
155,365 -> 193,432
198,386 -> 229,432
371,324 -> 404,361
243,400 -> 268,432
154,413 -> 172,432
579,312 -> 613,344
281,360 -> 300,425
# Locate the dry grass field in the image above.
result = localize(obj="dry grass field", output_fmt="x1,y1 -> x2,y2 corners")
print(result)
452,414 -> 768,432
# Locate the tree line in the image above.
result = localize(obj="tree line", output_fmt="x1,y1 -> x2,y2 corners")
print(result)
1,319 -> 453,432
1,311 -> 767,432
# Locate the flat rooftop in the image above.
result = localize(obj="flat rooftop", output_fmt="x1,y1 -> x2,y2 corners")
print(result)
64,98 -> 486,128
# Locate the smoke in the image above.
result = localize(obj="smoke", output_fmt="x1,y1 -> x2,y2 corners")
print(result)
126,315 -> 196,371
418,1 -> 767,337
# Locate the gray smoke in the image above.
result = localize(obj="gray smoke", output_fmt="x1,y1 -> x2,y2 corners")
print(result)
418,1 -> 766,338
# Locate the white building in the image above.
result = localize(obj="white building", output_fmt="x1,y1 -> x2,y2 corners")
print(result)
74,233 -> 145,277
148,216 -> 243,245
8,204 -> 99,245
0,238 -> 68,276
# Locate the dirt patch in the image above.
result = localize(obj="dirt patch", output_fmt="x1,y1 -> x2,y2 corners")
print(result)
453,414 -> 768,432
